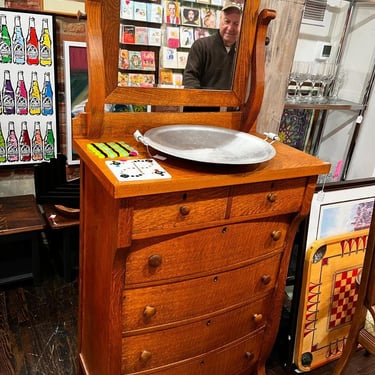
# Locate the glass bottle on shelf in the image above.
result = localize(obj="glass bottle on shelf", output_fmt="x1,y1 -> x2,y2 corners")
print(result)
40,18 -> 52,66
0,14 -> 11,63
19,121 -> 31,162
15,70 -> 28,115
32,121 -> 43,161
44,121 -> 55,160
26,17 -> 39,65
42,72 -> 53,115
2,70 -> 15,115
29,71 -> 41,115
6,121 -> 19,162
12,15 -> 25,65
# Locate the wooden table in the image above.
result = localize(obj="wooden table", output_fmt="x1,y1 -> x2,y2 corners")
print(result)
0,195 -> 45,285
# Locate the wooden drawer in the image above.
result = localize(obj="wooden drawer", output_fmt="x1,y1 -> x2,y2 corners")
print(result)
125,216 -> 290,286
122,332 -> 262,375
131,188 -> 229,236
230,178 -> 306,218
122,298 -> 269,374
122,253 -> 281,331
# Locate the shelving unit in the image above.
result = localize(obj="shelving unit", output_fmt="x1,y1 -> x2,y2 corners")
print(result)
281,0 -> 375,183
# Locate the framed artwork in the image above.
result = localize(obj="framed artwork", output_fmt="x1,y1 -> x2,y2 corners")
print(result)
0,9 -> 57,166
305,182 -> 375,248
41,0 -> 85,16
63,41 -> 88,165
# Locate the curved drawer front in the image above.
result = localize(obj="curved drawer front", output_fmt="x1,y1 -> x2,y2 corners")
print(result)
230,178 -> 306,218
122,254 -> 281,331
125,217 -> 290,286
132,188 -> 229,236
122,298 -> 269,373
122,331 -> 262,375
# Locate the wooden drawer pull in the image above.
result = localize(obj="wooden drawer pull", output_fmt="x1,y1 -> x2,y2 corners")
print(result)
261,274 -> 271,285
143,305 -> 156,318
148,254 -> 162,268
271,230 -> 282,241
245,351 -> 254,360
253,313 -> 263,323
267,192 -> 277,203
179,205 -> 190,216
140,350 -> 152,363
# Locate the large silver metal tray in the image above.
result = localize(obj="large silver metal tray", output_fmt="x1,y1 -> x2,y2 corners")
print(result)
141,125 -> 276,165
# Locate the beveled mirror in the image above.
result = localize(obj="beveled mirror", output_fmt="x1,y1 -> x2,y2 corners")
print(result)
86,0 -> 261,104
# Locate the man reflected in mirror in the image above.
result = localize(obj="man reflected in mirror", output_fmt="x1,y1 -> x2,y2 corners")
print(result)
183,1 -> 242,91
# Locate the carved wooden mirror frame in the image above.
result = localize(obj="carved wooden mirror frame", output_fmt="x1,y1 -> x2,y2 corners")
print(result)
81,0 -> 275,137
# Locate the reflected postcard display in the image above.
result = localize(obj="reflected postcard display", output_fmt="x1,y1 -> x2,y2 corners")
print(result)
117,0 -> 243,89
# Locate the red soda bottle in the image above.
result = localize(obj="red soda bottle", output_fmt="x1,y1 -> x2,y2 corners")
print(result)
26,17 -> 39,65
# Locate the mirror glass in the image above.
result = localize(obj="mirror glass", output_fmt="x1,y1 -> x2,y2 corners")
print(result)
117,0 -> 243,90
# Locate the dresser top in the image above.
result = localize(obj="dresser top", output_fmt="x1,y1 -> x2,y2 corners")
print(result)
74,134 -> 330,198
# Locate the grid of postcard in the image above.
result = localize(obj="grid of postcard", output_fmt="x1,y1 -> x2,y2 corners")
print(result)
118,0 -> 225,88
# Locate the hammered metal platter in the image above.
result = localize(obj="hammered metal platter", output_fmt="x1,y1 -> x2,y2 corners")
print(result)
141,125 -> 276,165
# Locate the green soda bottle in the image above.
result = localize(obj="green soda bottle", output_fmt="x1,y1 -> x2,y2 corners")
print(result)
0,123 -> 6,162
0,15 -> 12,63
44,121 -> 55,160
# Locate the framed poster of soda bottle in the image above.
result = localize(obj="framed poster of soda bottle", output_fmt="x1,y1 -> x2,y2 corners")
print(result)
0,9 -> 57,166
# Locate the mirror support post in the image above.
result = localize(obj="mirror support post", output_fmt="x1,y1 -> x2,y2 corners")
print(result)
241,9 -> 276,133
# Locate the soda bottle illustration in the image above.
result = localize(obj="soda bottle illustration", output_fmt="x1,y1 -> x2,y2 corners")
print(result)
29,71 -> 41,115
44,121 -> 55,160
40,18 -> 52,66
0,15 -> 11,63
19,121 -> 31,162
2,70 -> 15,115
12,15 -> 25,64
6,121 -> 19,162
42,72 -> 53,115
26,17 -> 39,65
0,123 -> 6,162
15,71 -> 28,115
32,121 -> 43,161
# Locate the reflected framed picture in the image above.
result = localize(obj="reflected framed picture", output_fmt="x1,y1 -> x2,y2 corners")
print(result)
63,41 -> 88,165
41,0 -> 85,16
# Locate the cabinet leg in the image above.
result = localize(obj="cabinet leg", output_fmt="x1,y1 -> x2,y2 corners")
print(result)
254,363 -> 266,375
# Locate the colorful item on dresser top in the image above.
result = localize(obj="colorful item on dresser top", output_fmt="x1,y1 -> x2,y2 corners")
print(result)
86,141 -> 138,158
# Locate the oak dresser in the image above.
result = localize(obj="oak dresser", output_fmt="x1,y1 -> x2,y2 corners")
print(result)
75,0 -> 330,374
74,136 -> 329,375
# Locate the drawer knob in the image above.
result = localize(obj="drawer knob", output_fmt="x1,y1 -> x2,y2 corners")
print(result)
253,313 -> 263,323
271,230 -> 282,241
261,274 -> 271,285
148,254 -> 162,268
140,350 -> 152,363
245,351 -> 254,360
143,305 -> 156,318
267,192 -> 277,203
179,205 -> 190,216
